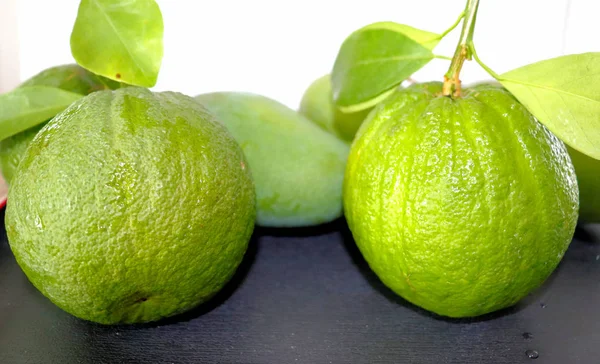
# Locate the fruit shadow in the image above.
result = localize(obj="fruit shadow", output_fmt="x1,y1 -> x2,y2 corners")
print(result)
0,209 -> 5,240
82,220 -> 344,332
123,231 -> 261,328
338,218 -> 559,324
573,222 -> 600,245
97,220 -> 345,329
255,218 -> 346,238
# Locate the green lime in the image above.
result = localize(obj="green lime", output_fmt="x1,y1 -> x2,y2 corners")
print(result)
568,146 -> 600,222
299,74 -> 372,143
5,87 -> 256,325
344,82 -> 579,318
0,64 -> 121,184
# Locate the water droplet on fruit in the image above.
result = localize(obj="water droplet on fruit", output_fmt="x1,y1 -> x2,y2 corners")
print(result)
525,349 -> 539,359
34,215 -> 44,231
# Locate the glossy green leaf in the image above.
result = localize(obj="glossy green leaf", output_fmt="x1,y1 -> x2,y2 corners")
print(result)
0,86 -> 83,142
70,0 -> 164,87
499,53 -> 600,160
332,22 -> 435,112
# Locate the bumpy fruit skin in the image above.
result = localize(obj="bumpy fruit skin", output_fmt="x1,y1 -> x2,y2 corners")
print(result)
299,74 -> 372,142
568,146 -> 600,222
6,88 -> 256,324
344,82 -> 579,318
196,92 -> 349,227
0,64 -> 121,184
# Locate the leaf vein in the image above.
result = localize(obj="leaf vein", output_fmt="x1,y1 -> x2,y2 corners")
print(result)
500,78 -> 599,103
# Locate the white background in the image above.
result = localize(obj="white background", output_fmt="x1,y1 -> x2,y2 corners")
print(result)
1,0 -> 599,108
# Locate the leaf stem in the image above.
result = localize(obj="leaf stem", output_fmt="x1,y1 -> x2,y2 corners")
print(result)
469,44 -> 501,80
434,54 -> 453,61
442,0 -> 481,97
438,11 -> 466,40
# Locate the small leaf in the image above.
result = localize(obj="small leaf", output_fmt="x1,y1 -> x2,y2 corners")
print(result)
499,53 -> 600,160
0,86 -> 83,142
70,0 -> 164,87
332,22 -> 435,112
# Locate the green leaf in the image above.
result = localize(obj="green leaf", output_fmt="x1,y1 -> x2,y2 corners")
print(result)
332,22 -> 435,112
499,53 -> 600,160
0,86 -> 83,142
70,0 -> 164,87
382,23 -> 441,50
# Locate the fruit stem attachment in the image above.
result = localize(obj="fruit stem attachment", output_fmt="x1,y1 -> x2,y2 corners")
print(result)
442,0 -> 481,97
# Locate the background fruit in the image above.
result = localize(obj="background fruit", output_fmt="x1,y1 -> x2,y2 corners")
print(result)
196,92 -> 349,227
0,64 -> 121,184
299,74 -> 372,143
344,82 -> 579,318
0,124 -> 44,183
568,146 -> 600,222
19,63 -> 122,92
6,87 -> 256,324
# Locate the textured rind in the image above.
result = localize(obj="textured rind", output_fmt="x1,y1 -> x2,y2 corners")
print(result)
0,64 -> 121,184
567,146 -> 600,222
195,92 -> 349,227
5,87 -> 256,324
299,74 -> 371,142
344,82 -> 579,318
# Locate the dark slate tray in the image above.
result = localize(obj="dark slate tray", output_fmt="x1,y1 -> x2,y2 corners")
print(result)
1,208 -> 599,364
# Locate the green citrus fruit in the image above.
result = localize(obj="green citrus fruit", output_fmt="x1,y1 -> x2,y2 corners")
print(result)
195,92 -> 349,227
299,74 -> 373,142
0,64 -> 121,184
5,87 -> 256,325
344,82 -> 579,318
568,146 -> 600,222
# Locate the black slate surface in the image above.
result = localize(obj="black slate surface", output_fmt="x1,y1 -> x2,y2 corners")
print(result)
1,207 -> 599,364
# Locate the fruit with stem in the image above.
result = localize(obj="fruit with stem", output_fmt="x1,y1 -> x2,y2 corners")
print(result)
343,0 -> 579,317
